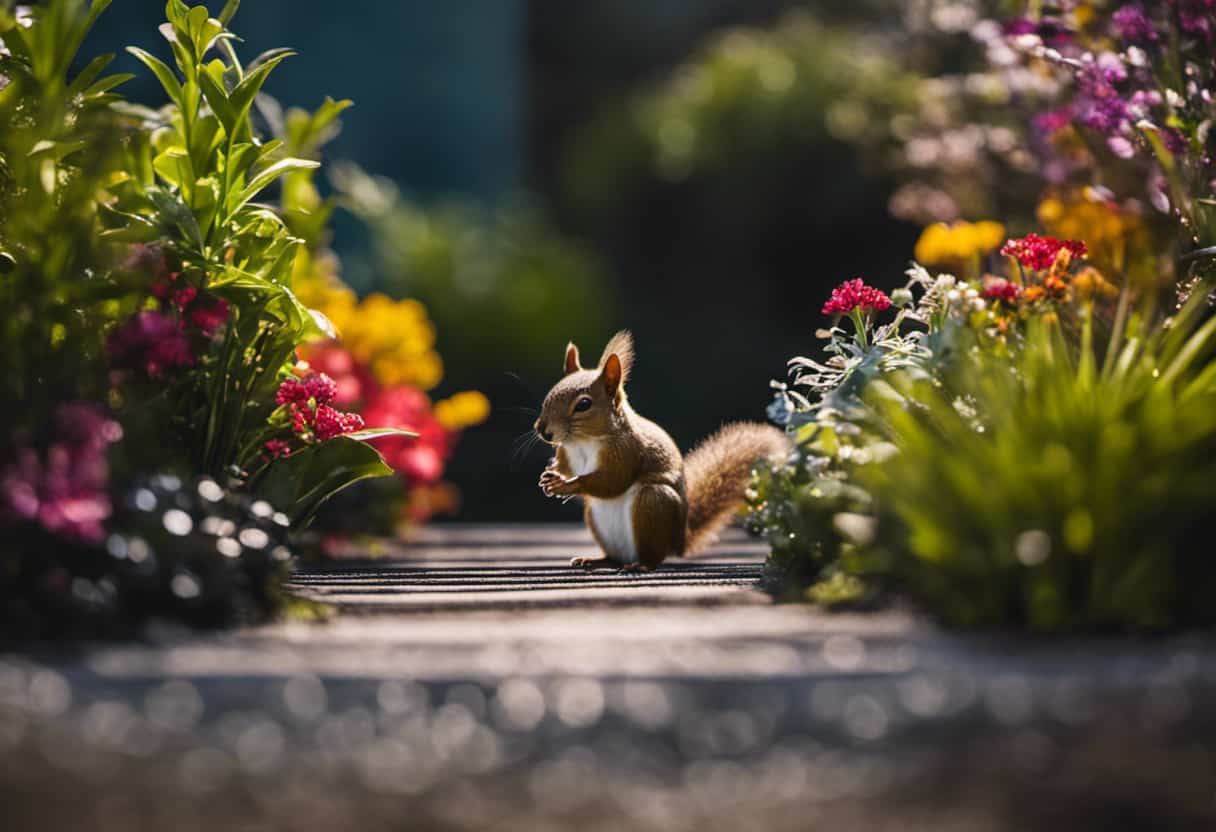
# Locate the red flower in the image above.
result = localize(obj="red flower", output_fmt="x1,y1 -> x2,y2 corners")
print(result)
1000,234 -> 1087,271
304,373 -> 338,405
361,386 -> 452,487
107,310 -> 195,378
982,278 -> 1021,305
290,403 -> 312,434
822,279 -> 892,316
264,439 -> 292,459
187,298 -> 229,336
298,341 -> 376,407
313,404 -> 363,441
170,286 -> 198,311
276,378 -> 309,407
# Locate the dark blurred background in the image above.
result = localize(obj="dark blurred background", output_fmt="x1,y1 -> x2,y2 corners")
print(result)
86,0 -> 917,522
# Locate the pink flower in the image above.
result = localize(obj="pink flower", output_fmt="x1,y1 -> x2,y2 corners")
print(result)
304,373 -> 338,405
313,404 -> 363,441
264,439 -> 292,459
1,403 -> 121,544
170,286 -> 198,311
361,386 -> 452,487
275,378 -> 309,406
982,278 -> 1021,305
822,279 -> 892,316
107,310 -> 195,378
1000,234 -> 1087,271
187,298 -> 229,336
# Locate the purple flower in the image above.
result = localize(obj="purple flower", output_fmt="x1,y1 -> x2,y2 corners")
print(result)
1112,5 -> 1159,44
1172,0 -> 1216,44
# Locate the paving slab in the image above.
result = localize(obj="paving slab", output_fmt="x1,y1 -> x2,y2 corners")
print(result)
3,524 -> 1216,831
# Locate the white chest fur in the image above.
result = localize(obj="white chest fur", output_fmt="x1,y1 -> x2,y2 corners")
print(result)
560,439 -> 638,563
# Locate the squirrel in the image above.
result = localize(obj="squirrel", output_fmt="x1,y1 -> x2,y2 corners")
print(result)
535,330 -> 790,572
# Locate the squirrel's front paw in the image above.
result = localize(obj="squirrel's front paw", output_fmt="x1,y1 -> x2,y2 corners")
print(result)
539,470 -> 577,498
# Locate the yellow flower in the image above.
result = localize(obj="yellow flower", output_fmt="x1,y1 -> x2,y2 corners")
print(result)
914,220 -> 1006,267
434,391 -> 491,431
1037,191 -> 1144,274
1072,266 -> 1119,302
293,251 -> 448,391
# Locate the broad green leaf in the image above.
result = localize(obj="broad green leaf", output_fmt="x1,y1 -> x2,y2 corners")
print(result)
152,147 -> 192,188
258,437 -> 396,525
127,46 -> 182,108
186,113 -> 223,175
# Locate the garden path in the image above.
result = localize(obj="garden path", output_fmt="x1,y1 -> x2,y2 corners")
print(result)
3,525 -> 1216,831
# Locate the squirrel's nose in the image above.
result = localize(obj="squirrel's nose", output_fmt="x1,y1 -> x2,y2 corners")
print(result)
535,420 -> 553,442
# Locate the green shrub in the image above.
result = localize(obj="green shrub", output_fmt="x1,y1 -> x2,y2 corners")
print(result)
859,301 -> 1216,631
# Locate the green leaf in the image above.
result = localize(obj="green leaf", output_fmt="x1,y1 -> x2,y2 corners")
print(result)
127,46 -> 183,108
237,159 -> 318,204
28,139 -> 88,161
153,147 -> 192,188
226,49 -> 294,131
67,52 -> 115,97
258,437 -> 396,525
344,428 -> 418,442
218,0 -> 241,25
197,67 -> 236,135
83,72 -> 134,98
231,157 -> 319,216
146,185 -> 205,251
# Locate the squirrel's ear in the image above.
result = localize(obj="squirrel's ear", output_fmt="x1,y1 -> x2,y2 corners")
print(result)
563,342 -> 582,376
597,330 -> 633,384
601,353 -> 623,398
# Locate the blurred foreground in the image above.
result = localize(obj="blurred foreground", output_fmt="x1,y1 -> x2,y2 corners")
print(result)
4,526 -> 1214,831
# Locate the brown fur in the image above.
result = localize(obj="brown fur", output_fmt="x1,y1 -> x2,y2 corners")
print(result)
537,331 -> 789,569
684,422 -> 789,553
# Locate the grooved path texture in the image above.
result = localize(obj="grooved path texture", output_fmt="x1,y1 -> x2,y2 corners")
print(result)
4,525 -> 1216,832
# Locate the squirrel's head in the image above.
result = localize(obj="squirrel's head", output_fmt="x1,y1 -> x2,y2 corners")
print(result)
535,330 -> 634,445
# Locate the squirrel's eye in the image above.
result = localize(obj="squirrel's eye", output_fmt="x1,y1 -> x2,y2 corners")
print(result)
574,397 -> 593,413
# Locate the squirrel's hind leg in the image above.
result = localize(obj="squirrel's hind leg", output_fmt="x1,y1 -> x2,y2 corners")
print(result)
632,483 -> 687,570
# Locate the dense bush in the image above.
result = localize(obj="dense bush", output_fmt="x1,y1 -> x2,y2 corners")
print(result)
0,1 -> 481,635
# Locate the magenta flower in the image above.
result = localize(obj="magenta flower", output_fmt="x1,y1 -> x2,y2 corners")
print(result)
107,310 -> 195,378
187,298 -> 229,336
264,439 -> 292,459
822,279 -> 892,316
981,278 -> 1021,305
313,405 -> 365,441
275,374 -> 364,443
1,403 -> 122,544
1112,4 -> 1159,43
1000,234 -> 1088,271
304,373 -> 338,405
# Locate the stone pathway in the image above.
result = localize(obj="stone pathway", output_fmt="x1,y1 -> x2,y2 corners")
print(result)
3,525 -> 1216,831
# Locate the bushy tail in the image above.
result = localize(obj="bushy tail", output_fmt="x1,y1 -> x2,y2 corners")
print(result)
684,422 -> 790,554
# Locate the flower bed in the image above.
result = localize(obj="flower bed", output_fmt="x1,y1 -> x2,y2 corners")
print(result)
0,1 -> 485,636
750,2 -> 1216,631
